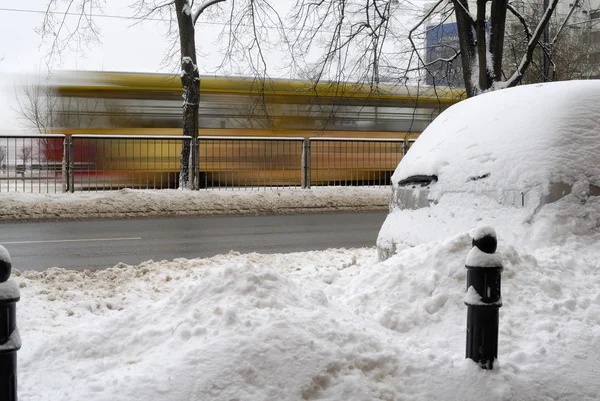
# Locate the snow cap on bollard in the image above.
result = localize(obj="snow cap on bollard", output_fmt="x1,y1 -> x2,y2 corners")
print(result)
466,226 -> 502,268
472,225 -> 497,254
0,246 -> 11,283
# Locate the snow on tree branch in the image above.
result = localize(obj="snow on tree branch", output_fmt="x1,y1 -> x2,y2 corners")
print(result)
551,0 -> 580,45
192,0 -> 227,25
507,3 -> 533,40
502,0 -> 560,89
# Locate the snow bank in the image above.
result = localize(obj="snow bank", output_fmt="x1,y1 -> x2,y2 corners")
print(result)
0,187 -> 389,222
15,208 -> 600,400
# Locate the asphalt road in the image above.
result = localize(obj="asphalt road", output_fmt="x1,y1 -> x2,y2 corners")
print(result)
0,212 -> 388,271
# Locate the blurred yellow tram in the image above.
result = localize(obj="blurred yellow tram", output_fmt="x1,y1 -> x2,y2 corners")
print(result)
48,71 -> 465,187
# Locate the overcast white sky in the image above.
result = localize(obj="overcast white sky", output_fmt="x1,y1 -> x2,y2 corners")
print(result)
0,1 -> 421,131
0,1 -> 297,131
0,1 -> 172,130
0,3 -> 171,72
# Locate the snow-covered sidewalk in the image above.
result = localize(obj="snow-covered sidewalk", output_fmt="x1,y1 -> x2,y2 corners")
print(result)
0,187 -> 389,222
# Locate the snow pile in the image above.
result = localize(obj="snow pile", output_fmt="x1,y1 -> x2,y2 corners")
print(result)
395,81 -> 600,197
378,185 -> 600,255
11,188 -> 600,400
0,187 -> 389,222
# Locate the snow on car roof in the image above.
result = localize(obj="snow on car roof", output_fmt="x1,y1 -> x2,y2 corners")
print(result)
393,80 -> 600,196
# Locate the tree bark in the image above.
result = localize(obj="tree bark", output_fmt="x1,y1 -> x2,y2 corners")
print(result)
489,0 -> 508,80
175,0 -> 200,189
452,0 -> 477,97
476,0 -> 490,91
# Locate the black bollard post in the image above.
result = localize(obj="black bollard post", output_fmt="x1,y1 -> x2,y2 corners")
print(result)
465,226 -> 503,370
0,246 -> 20,401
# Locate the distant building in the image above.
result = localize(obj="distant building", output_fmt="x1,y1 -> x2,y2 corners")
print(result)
579,0 -> 600,78
424,22 -> 464,87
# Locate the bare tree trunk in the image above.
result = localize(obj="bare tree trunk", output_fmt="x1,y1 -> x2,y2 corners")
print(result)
175,0 -> 200,189
447,0 -> 559,96
475,0 -> 491,91
489,0 -> 508,79
452,0 -> 477,97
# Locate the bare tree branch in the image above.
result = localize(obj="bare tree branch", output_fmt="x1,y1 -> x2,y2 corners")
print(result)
407,0 -> 444,90
18,146 -> 33,166
507,3 -> 532,40
288,0 -> 405,89
131,1 -> 175,26
39,0 -> 103,67
192,0 -> 227,25
423,46 -> 461,67
503,0 -> 560,88
551,0 -> 580,45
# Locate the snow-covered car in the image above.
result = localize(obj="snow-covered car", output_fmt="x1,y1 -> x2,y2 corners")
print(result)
377,80 -> 600,260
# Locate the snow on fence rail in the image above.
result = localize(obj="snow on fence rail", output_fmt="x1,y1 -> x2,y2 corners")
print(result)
0,135 -> 414,193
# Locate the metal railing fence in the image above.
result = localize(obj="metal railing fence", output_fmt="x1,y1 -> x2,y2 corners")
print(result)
307,138 -> 406,188
0,134 -> 66,194
0,134 -> 415,193
68,135 -> 189,192
197,136 -> 305,190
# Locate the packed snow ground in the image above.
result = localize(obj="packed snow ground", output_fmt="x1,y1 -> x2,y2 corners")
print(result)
2,187 -> 599,400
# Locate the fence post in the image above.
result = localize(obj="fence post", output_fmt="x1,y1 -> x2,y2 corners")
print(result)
62,136 -> 70,193
190,136 -> 199,190
0,245 -> 20,401
465,226 -> 503,370
68,137 -> 75,193
301,139 -> 311,189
